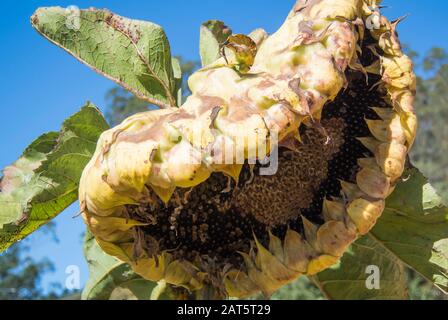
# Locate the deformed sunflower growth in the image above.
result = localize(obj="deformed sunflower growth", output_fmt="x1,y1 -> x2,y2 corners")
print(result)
79,0 -> 417,298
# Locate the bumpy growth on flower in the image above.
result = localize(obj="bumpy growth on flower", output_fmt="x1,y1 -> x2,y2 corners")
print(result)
79,0 -> 417,298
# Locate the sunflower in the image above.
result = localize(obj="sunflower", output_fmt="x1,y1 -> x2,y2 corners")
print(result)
79,0 -> 416,299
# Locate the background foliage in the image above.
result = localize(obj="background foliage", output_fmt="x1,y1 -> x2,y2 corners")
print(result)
410,48 -> 448,202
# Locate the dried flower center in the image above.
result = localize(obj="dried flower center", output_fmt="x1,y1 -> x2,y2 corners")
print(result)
233,118 -> 346,226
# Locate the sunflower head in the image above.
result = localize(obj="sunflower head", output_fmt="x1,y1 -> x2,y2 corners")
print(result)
79,0 -> 416,299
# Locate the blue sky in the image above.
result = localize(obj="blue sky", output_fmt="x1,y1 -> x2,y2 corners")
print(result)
1,0 -> 447,295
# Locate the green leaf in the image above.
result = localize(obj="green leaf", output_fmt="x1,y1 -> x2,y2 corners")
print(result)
0,102 -> 108,252
199,20 -> 232,67
313,168 -> 448,299
31,7 -> 177,109
82,231 -> 164,300
171,57 -> 182,106
370,168 -> 448,293
313,235 -> 408,300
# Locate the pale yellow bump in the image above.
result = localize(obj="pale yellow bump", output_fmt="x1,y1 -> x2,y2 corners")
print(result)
174,109 -> 216,150
247,80 -> 302,113
375,141 -> 407,181
103,140 -> 156,195
253,13 -> 305,74
347,198 -> 385,235
395,90 -> 416,114
165,141 -> 211,188
365,115 -> 407,144
188,66 -> 241,100
357,137 -> 407,182
400,111 -> 418,148
298,51 -> 345,99
324,20 -> 358,71
215,111 -> 269,161
80,159 -> 135,216
356,161 -> 391,199
263,103 -> 301,140
159,122 -> 183,151
147,159 -> 173,193
317,220 -> 357,257
382,55 -> 416,90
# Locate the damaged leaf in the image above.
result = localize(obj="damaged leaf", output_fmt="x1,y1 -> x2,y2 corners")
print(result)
31,7 -> 177,108
0,102 -> 109,251
313,235 -> 408,300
